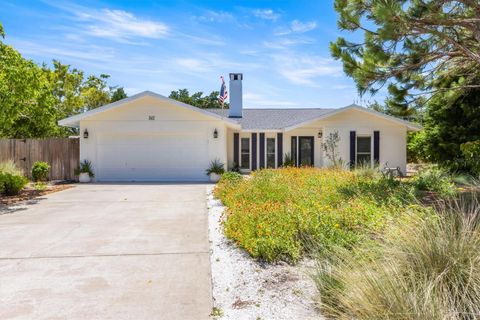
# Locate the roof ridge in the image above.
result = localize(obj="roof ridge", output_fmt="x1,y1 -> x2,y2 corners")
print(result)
232,108 -> 335,110
206,108 -> 336,110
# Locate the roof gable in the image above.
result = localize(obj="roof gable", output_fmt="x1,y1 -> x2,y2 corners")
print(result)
58,91 -> 240,128
283,105 -> 422,131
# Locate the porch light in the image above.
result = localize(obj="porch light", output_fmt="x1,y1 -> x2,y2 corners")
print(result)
83,129 -> 89,139
213,128 -> 218,139
318,130 -> 323,138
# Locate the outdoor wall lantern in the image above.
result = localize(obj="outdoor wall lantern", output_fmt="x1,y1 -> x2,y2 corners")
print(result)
318,130 -> 323,138
213,128 -> 218,139
83,129 -> 89,139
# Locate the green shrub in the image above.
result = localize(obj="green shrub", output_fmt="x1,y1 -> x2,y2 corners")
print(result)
34,181 -> 48,191
0,160 -> 23,176
460,140 -> 480,175
315,196 -> 480,319
413,167 -> 456,197
31,161 -> 50,182
215,171 -> 243,199
0,160 -> 27,196
0,172 -> 28,196
354,163 -> 380,180
220,171 -> 242,183
215,167 -> 417,262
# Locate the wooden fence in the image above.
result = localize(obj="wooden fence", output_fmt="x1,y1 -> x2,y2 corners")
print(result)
0,138 -> 80,181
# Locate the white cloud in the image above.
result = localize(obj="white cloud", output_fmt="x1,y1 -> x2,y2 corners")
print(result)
272,53 -> 342,85
198,10 -> 234,22
174,58 -> 209,72
263,37 -> 314,49
291,20 -> 317,33
172,53 -> 263,75
274,20 -> 317,36
10,39 -> 116,62
79,9 -> 169,40
43,2 -> 169,41
244,92 -> 297,107
252,9 -> 281,21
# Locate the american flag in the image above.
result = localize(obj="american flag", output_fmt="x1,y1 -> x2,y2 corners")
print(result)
218,76 -> 228,108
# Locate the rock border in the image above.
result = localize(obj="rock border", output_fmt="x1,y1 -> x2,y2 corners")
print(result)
207,187 -> 321,320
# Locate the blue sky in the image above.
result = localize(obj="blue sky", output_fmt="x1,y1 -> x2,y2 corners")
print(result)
1,0 -> 370,109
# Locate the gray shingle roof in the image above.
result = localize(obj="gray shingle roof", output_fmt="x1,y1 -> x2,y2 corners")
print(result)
207,108 -> 336,130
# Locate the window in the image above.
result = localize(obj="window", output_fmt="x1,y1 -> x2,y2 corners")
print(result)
356,136 -> 372,166
241,137 -> 250,169
266,138 -> 276,168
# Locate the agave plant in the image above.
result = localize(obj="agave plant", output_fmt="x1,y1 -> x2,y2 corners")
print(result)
74,159 -> 95,178
205,159 -> 225,175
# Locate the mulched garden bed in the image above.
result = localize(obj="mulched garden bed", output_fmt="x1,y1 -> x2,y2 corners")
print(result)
0,181 -> 74,206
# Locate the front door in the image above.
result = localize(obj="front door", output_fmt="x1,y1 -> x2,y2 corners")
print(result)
298,136 -> 314,166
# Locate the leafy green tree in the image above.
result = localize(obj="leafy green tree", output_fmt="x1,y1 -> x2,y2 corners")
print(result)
0,41 -> 59,137
81,74 -> 111,111
409,76 -> 480,172
0,23 -> 126,138
169,88 -> 229,109
110,87 -> 127,102
45,60 -> 84,118
331,0 -> 480,116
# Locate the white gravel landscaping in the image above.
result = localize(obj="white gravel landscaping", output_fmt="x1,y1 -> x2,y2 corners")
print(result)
207,187 -> 321,320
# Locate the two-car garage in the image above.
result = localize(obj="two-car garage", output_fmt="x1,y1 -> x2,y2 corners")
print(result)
96,132 -> 210,181
58,91 -> 233,182
97,133 -> 209,181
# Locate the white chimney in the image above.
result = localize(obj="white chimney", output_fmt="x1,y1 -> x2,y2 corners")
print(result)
228,73 -> 243,118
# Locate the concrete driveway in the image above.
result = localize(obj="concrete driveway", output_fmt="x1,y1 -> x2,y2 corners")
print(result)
0,183 -> 212,320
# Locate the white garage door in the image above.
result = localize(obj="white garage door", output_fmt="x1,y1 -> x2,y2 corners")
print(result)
96,132 -> 209,181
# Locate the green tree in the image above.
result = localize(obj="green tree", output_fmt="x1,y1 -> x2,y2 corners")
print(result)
110,87 -> 127,102
331,0 -> 480,116
0,41 -> 58,137
81,74 -> 111,111
409,76 -> 480,172
45,60 -> 84,117
0,23 -> 126,138
169,89 -> 229,109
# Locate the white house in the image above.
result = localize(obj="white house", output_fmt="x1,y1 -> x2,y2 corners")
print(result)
59,73 -> 421,182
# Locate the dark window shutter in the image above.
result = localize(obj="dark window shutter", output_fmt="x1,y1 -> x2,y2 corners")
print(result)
277,133 -> 283,167
349,131 -> 356,169
233,133 -> 239,166
291,136 -> 297,167
259,133 -> 265,169
373,131 -> 380,165
251,133 -> 257,171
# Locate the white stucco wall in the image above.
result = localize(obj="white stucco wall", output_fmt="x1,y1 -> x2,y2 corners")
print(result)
226,108 -> 409,173
317,108 -> 408,172
79,95 -> 227,181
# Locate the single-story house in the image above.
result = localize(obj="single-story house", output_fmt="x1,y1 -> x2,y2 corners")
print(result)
59,73 -> 421,182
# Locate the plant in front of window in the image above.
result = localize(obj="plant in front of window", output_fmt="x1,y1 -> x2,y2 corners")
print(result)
282,153 -> 295,167
229,162 -> 240,173
206,158 -> 225,183
322,131 -> 342,169
74,160 -> 95,183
